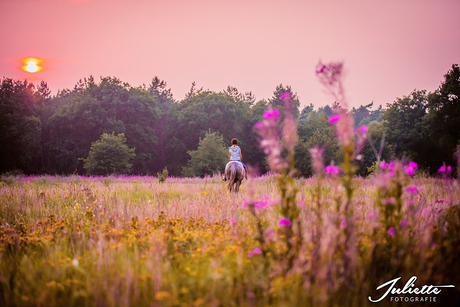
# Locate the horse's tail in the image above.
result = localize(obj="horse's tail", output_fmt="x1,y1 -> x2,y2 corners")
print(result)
227,164 -> 237,191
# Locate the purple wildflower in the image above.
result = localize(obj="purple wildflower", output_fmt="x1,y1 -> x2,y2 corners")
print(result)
255,107 -> 287,172
248,248 -> 262,258
328,115 -> 340,124
324,165 -> 339,175
408,161 -> 418,169
404,161 -> 417,175
278,218 -> 291,227
279,92 -> 291,101
406,186 -> 419,194
359,125 -> 367,133
263,109 -> 280,119
400,220 -> 408,227
388,227 -> 395,236
340,220 -> 346,227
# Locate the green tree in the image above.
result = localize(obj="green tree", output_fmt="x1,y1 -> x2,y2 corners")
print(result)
426,64 -> 460,171
83,132 -> 135,175
296,111 -> 341,176
0,78 -> 45,174
170,91 -> 251,173
183,131 -> 228,177
46,77 -> 159,174
268,84 -> 300,120
383,90 -> 432,169
149,76 -> 175,174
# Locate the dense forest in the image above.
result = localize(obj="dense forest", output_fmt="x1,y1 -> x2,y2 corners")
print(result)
1,64 -> 459,177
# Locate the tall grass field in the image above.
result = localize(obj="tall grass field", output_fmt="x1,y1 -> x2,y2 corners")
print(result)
0,174 -> 459,306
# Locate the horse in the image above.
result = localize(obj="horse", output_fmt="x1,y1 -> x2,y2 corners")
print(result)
225,161 -> 246,193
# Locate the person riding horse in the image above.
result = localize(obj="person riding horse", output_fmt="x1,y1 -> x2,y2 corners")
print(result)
224,138 -> 247,181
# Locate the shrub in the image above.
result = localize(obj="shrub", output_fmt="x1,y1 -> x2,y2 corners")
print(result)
82,132 -> 135,175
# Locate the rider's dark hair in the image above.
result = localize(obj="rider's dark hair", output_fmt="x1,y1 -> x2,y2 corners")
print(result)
231,138 -> 238,145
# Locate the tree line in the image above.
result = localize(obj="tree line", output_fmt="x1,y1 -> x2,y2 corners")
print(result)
0,64 -> 458,177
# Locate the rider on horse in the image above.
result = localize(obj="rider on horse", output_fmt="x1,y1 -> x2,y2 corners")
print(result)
224,138 -> 247,180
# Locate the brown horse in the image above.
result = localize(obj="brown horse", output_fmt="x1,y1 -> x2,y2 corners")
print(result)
225,161 -> 246,192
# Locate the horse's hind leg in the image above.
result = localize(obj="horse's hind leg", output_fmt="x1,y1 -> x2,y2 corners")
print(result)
235,180 -> 241,193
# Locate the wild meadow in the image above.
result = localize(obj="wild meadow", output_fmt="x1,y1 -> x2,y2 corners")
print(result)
0,174 -> 459,306
1,62 -> 459,307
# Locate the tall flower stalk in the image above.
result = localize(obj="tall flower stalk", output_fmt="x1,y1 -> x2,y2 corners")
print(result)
316,61 -> 366,284
255,91 -> 301,273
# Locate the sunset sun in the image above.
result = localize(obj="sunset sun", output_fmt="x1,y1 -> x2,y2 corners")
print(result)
21,57 -> 43,73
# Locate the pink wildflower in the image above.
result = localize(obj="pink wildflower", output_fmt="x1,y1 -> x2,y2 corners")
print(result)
380,161 -> 387,169
404,162 -> 417,175
324,165 -> 339,175
340,220 -> 346,227
359,125 -> 367,133
438,164 -> 451,173
438,209 -> 442,214
388,227 -> 395,236
406,186 -> 419,194
328,115 -> 340,124
248,248 -> 262,258
297,201 -> 305,207
263,109 -> 280,119
278,218 -> 291,227
400,220 -> 408,226
279,92 -> 291,100
255,107 -> 287,172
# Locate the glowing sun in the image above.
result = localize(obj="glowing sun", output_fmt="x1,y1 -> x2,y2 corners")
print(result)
21,57 -> 43,73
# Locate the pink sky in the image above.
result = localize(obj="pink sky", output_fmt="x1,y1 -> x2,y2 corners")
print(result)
1,0 -> 459,108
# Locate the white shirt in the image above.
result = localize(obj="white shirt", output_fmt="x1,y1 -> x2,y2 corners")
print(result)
229,145 -> 241,161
